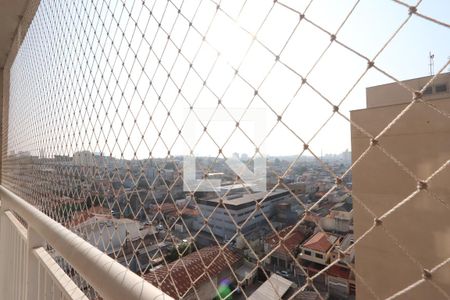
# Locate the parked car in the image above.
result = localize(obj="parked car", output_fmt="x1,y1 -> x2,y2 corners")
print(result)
276,270 -> 290,278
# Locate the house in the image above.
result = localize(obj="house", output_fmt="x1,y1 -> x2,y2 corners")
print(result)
297,233 -> 356,298
329,234 -> 355,268
327,234 -> 355,298
326,265 -> 355,299
72,214 -> 151,255
66,205 -> 111,227
264,225 -> 308,272
298,231 -> 340,265
295,231 -> 340,288
144,246 -> 242,299
319,197 -> 353,233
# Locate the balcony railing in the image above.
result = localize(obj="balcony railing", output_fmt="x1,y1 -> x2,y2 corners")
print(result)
0,185 -> 172,300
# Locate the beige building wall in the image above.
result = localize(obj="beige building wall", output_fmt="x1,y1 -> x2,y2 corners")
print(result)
298,248 -> 330,265
366,73 -> 450,108
351,73 -> 450,299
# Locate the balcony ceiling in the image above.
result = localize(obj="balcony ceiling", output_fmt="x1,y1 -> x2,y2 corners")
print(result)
0,0 -> 29,68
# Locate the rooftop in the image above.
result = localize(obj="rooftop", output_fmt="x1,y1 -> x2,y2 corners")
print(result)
248,273 -> 294,300
339,234 -> 354,251
301,232 -> 338,253
201,189 -> 289,207
326,265 -> 351,280
265,225 -> 306,255
366,71 -> 450,108
143,246 -> 241,299
66,205 -> 112,227
331,198 -> 353,213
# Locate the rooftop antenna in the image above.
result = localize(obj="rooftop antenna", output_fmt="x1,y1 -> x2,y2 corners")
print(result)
429,52 -> 434,75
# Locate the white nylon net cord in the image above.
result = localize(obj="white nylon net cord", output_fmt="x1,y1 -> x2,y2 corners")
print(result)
2,0 -> 449,299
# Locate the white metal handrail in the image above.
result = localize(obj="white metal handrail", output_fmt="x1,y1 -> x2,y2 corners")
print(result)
0,185 -> 173,300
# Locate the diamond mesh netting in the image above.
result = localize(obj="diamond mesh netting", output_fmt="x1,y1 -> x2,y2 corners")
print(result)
2,0 -> 449,299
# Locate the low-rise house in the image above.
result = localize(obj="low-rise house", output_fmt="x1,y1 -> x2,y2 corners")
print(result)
320,213 -> 352,234
298,231 -> 340,265
320,197 -> 353,233
326,265 -> 355,299
264,225 -> 308,273
66,205 -> 111,227
72,214 -> 154,255
296,233 -> 355,298
144,246 -> 242,299
327,234 -> 355,298
329,234 -> 355,268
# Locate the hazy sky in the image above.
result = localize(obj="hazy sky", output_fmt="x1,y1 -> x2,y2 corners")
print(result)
8,0 -> 450,160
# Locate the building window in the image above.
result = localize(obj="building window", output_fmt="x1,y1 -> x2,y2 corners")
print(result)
423,86 -> 432,95
435,84 -> 448,93
315,253 -> 324,259
271,256 -> 277,265
304,250 -> 311,256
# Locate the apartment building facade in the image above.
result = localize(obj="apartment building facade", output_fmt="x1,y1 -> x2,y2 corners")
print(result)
351,72 -> 450,299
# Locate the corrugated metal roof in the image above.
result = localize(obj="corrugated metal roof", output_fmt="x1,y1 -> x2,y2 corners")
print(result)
248,274 -> 294,300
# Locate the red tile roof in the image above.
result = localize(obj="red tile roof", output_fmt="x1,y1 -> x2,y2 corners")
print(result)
302,232 -> 334,253
144,246 -> 241,299
159,203 -> 178,214
180,207 -> 199,217
326,265 -> 351,279
265,225 -> 306,255
66,206 -> 111,227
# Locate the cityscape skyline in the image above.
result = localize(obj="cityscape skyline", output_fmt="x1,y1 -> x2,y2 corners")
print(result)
7,0 -> 450,160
